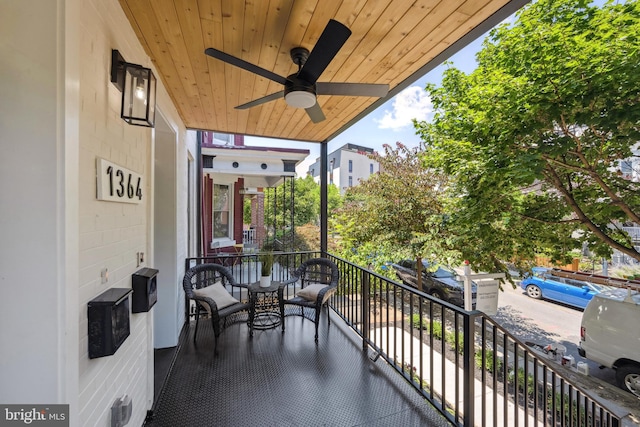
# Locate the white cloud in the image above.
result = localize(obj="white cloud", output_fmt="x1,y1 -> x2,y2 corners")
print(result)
375,86 -> 433,131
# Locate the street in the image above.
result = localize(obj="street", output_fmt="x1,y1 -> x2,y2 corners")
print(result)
489,280 -> 617,387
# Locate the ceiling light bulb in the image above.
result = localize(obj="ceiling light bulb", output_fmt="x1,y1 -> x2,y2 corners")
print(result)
284,90 -> 316,109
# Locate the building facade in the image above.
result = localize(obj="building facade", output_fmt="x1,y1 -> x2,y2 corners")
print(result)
200,132 -> 309,255
307,143 -> 378,194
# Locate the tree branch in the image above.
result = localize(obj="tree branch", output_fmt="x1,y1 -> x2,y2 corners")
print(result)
543,164 -> 640,262
541,153 -> 640,224
516,213 -> 581,225
572,150 -> 640,224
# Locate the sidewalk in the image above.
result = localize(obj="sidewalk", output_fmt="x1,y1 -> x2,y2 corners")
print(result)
375,327 -> 538,426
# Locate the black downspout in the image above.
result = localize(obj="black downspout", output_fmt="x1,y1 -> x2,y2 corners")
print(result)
320,141 -> 328,256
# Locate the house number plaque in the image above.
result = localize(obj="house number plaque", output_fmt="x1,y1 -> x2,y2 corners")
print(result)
97,158 -> 143,204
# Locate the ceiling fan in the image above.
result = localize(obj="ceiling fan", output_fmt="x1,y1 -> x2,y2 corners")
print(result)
204,19 -> 389,123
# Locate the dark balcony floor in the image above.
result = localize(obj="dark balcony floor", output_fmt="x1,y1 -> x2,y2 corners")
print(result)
146,309 -> 451,427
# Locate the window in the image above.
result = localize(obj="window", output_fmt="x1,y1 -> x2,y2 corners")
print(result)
329,159 -> 334,185
348,160 -> 353,172
348,176 -> 353,187
213,184 -> 231,239
283,160 -> 296,172
214,133 -> 231,145
370,163 -> 374,174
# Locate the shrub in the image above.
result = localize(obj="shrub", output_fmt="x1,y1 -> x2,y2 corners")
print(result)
475,349 -> 504,374
429,320 -> 443,340
548,391 -> 591,427
508,367 -> 536,398
445,330 -> 464,354
410,313 -> 425,329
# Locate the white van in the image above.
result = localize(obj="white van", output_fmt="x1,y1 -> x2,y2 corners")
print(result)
578,288 -> 640,397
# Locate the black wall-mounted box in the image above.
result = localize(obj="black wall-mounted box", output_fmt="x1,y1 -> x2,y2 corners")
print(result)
88,288 -> 132,359
132,267 -> 158,313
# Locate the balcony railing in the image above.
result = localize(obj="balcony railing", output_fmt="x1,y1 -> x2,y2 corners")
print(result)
184,252 -> 624,426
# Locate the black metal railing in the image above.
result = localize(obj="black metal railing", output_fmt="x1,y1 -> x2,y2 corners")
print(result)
184,252 -> 622,426
325,254 -> 621,427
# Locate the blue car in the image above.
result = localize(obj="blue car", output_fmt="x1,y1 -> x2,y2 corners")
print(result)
520,267 -> 610,309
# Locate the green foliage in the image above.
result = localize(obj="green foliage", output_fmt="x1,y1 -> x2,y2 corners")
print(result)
264,175 -> 342,231
409,314 -> 442,338
409,314 -> 463,353
259,251 -> 274,276
415,0 -> 640,269
445,330 -> 464,354
429,321 -> 443,341
548,390 -> 591,427
475,349 -> 504,374
243,197 -> 252,225
508,367 -> 536,398
410,313 -> 424,329
334,142 -> 458,268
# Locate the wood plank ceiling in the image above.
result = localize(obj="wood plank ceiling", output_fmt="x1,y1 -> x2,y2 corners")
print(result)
119,0 -> 527,143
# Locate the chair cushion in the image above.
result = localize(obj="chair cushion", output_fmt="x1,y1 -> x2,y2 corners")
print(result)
193,282 -> 239,314
296,283 -> 329,302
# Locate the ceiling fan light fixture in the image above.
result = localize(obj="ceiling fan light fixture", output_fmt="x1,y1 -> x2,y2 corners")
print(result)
284,90 -> 316,109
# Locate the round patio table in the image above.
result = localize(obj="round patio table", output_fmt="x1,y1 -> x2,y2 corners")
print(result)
248,281 -> 281,334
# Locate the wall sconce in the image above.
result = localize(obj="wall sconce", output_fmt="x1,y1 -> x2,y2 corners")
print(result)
110,50 -> 156,128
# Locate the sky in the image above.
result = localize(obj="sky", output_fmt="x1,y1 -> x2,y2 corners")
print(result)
245,33 -> 487,175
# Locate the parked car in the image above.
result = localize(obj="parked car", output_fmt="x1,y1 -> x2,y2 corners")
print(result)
520,267 -> 610,309
391,259 -> 477,308
579,288 -> 640,397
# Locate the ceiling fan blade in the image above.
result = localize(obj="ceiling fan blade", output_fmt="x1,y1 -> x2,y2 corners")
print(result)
235,91 -> 284,110
316,82 -> 389,98
297,20 -> 351,84
305,103 -> 325,123
205,48 -> 288,86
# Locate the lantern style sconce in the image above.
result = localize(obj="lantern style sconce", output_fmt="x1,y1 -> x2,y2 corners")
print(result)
110,50 -> 157,128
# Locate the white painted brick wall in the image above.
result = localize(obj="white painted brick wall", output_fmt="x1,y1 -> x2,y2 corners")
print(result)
76,0 -> 194,425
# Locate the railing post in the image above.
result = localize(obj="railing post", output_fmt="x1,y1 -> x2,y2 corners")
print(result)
362,268 -> 370,351
463,311 -> 475,426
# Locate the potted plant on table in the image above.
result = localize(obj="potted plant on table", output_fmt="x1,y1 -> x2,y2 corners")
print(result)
259,251 -> 274,287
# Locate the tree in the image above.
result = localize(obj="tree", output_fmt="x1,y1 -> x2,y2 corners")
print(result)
263,175 -> 342,248
334,142 -> 452,286
288,174 -> 342,226
415,0 -> 640,271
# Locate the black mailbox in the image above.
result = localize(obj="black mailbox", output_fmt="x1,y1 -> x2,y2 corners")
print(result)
88,288 -> 132,359
132,267 -> 158,313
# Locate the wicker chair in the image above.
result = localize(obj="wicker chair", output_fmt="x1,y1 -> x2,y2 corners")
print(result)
183,263 -> 250,354
278,258 -> 340,342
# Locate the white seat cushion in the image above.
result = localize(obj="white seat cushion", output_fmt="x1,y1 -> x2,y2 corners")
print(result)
296,283 -> 329,302
193,282 -> 239,315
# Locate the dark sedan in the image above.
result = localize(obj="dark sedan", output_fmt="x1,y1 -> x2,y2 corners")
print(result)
391,259 -> 477,308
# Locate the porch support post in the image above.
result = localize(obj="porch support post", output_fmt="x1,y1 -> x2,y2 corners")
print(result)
320,141 -> 328,255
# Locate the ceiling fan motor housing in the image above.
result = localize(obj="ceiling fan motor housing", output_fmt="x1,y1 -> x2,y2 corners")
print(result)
284,75 -> 316,108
